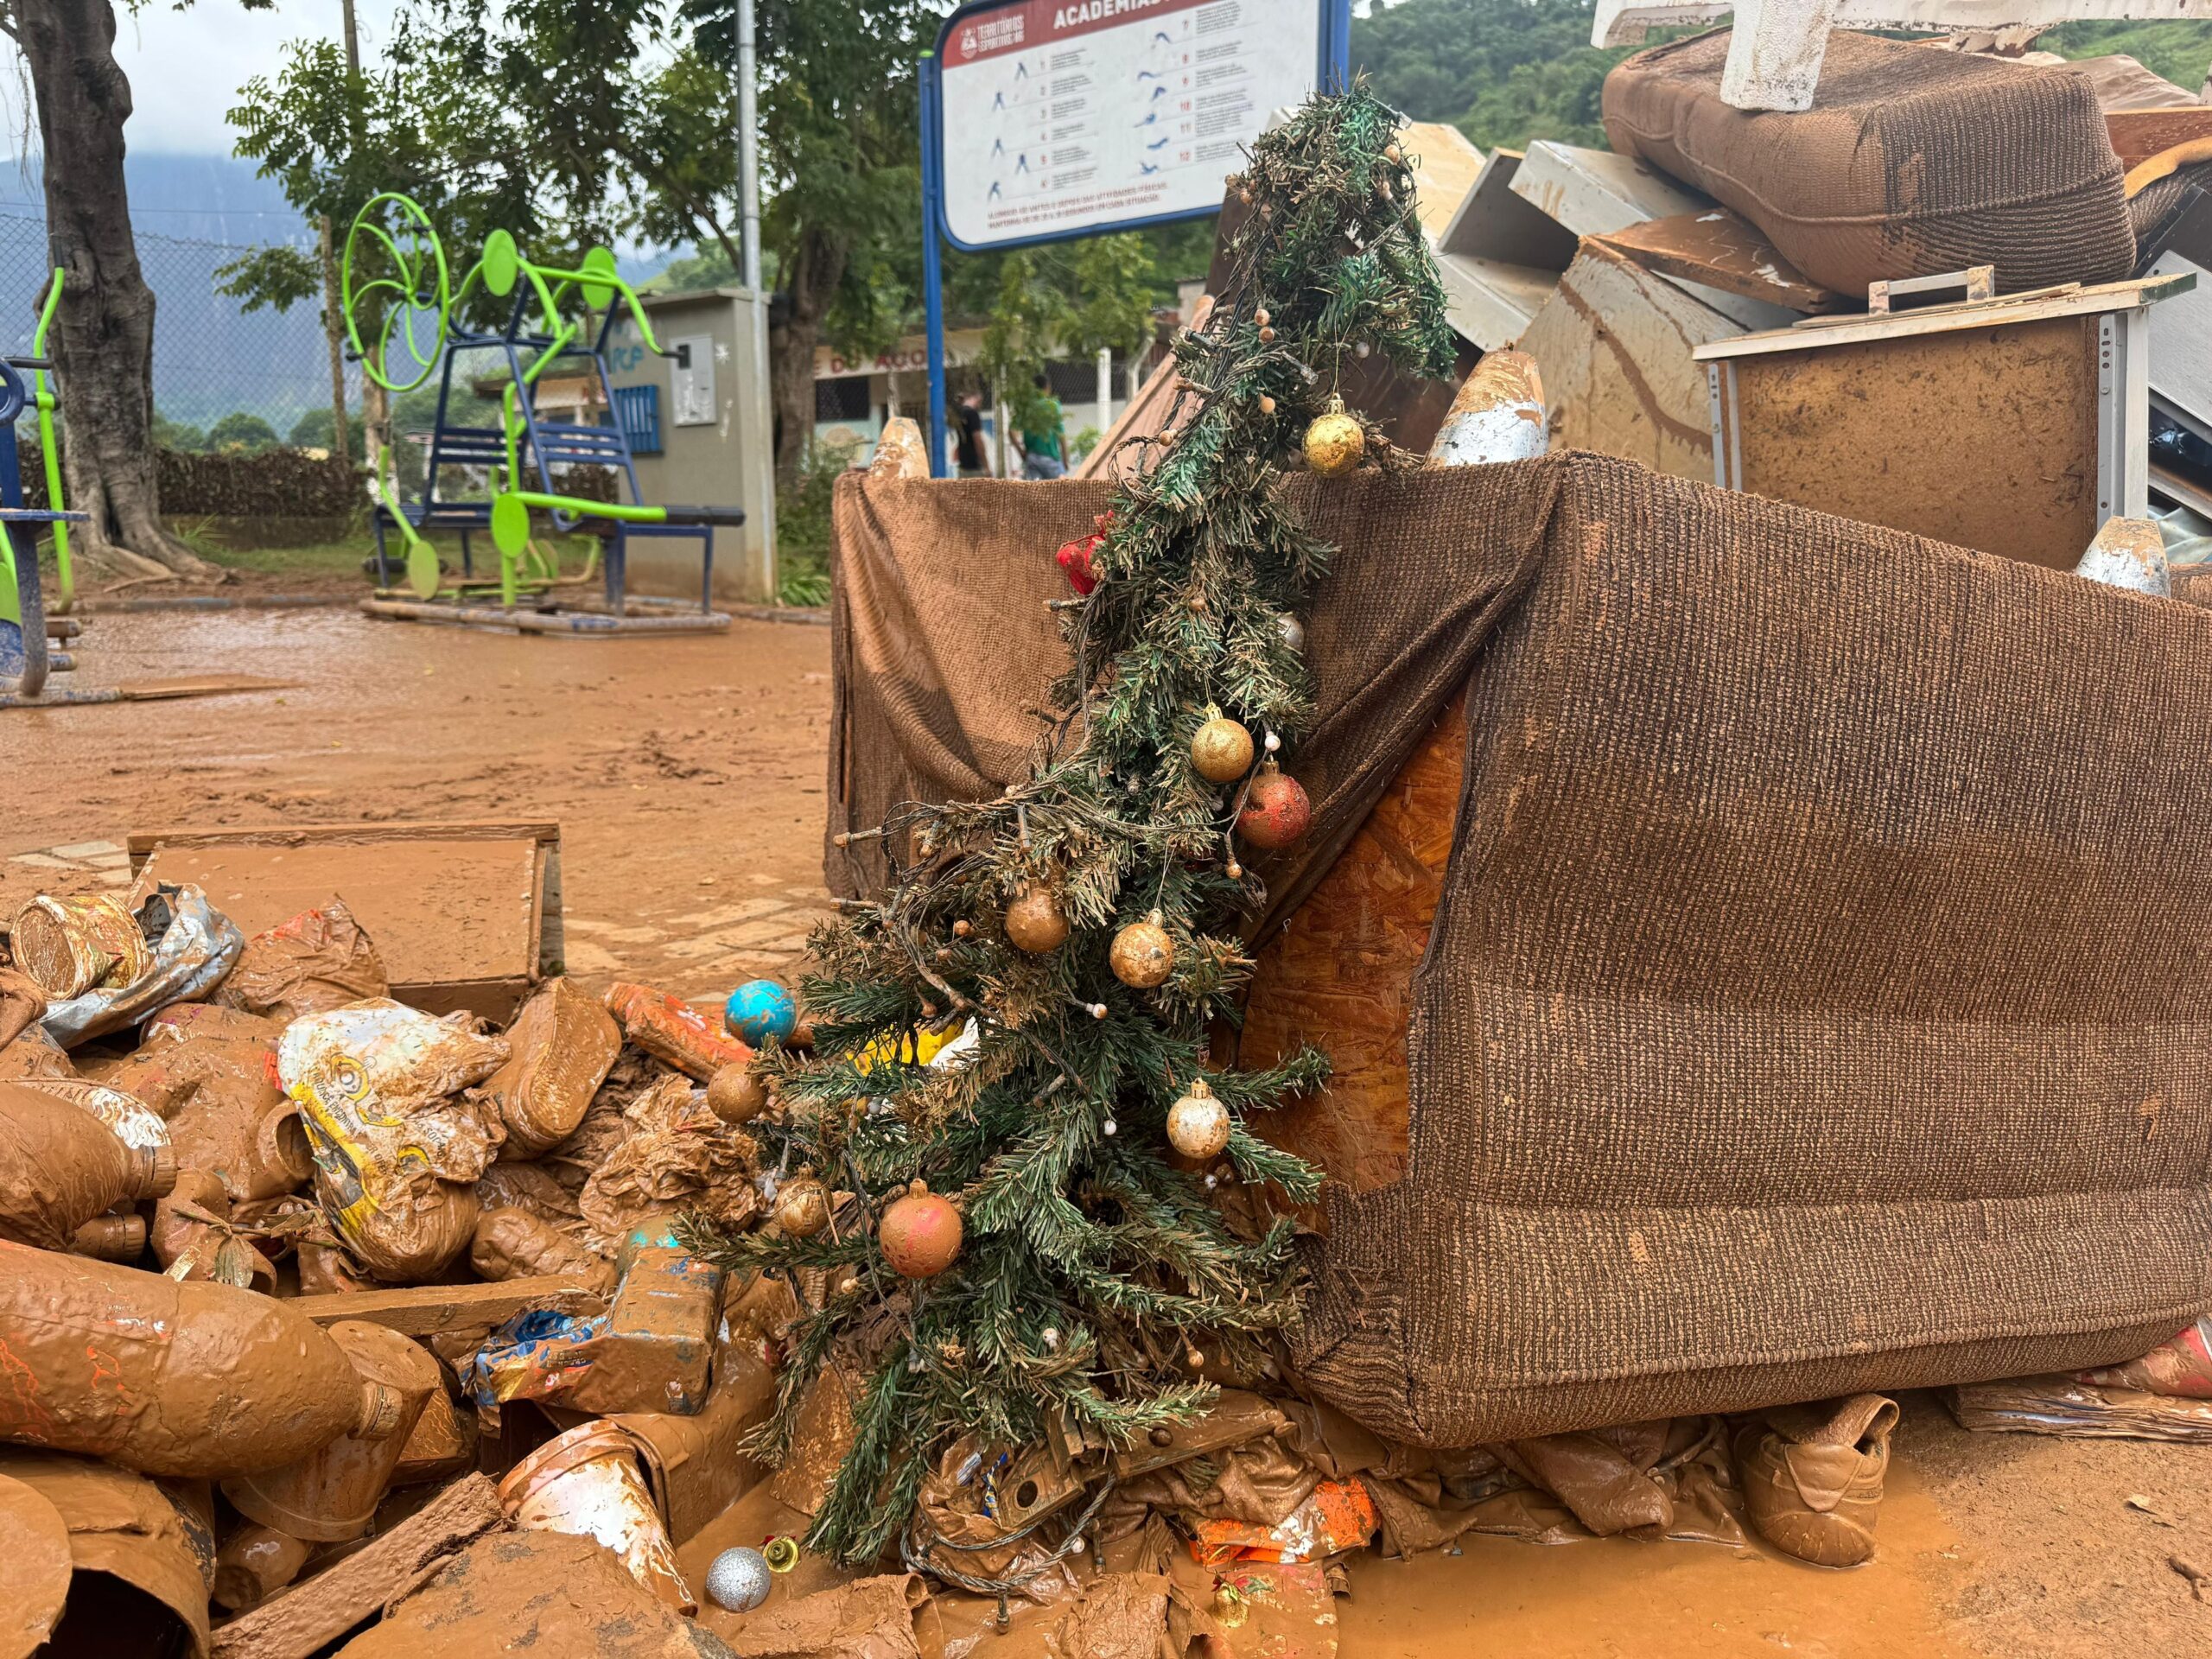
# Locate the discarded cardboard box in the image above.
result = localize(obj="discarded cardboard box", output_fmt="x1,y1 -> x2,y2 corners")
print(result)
128,820 -> 563,1022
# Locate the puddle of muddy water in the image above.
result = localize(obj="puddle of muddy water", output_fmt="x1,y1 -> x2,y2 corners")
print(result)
1338,1465 -> 1972,1659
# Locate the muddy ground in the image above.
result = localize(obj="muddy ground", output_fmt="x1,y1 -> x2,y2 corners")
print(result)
4,606 -> 2208,1656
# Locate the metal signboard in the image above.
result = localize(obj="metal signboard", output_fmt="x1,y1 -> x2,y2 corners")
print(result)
934,0 -> 1334,251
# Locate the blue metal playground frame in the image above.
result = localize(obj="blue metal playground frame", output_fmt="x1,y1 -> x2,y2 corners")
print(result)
918,0 -> 1353,478
372,287 -> 719,613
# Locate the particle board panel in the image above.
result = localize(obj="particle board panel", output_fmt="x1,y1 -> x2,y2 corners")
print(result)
1238,695 -> 1465,1229
1439,149 -> 1579,272
1593,210 -> 1846,315
1724,314 -> 2102,570
128,819 -> 559,1020
1514,240 -> 1738,481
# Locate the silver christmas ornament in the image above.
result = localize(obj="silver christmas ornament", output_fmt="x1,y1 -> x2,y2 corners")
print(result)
707,1545 -> 774,1613
1276,614 -> 1306,655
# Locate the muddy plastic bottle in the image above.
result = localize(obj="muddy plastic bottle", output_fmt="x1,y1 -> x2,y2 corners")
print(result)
223,1320 -> 442,1542
0,1238 -> 407,1478
0,1079 -> 175,1250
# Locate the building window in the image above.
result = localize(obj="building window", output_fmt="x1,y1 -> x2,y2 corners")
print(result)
816,377 -> 871,422
613,384 -> 663,454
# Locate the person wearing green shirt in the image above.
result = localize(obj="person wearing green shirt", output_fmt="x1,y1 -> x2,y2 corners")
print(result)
1021,373 -> 1066,480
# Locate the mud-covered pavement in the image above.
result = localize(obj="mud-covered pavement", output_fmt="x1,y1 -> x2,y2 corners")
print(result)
2,607 -> 836,1006
4,606 -> 2209,1656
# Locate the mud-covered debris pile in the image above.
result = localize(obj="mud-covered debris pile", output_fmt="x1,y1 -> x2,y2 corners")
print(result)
2,874 -> 2209,1658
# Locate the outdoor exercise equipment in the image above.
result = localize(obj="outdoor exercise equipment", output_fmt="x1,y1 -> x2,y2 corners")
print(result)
345,192 -> 742,632
0,271 -> 95,707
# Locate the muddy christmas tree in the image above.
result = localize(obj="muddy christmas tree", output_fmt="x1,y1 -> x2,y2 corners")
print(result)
691,83 -> 1459,1568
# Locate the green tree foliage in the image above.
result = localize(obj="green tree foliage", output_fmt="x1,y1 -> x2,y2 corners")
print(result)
152,412 -> 207,454
288,406 -> 369,461
688,86 -> 1459,1569
1352,0 -> 1634,149
2043,19 -> 2212,88
1351,0 -> 2212,154
205,411 -> 282,453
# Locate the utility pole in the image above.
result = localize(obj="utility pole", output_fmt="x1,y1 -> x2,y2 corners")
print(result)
317,215 -> 352,466
736,0 -> 778,598
340,0 -> 388,480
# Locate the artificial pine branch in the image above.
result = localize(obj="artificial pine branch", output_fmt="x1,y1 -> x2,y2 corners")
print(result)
683,79 -> 1458,1569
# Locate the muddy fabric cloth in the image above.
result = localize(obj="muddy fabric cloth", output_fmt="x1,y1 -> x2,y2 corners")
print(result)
337,1529 -> 731,1659
1601,30 -> 2136,296
698,1573 -> 929,1658
0,969 -> 44,1048
830,454 -> 2212,1445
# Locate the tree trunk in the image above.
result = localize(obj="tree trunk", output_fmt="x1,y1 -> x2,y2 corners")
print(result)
767,226 -> 849,485
318,215 -> 351,463
13,0 -> 213,577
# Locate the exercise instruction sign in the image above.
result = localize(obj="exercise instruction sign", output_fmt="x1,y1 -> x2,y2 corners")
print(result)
938,0 -> 1327,249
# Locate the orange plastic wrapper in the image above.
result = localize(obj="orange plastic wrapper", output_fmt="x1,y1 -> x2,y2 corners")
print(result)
602,981 -> 752,1082
0,1079 -> 175,1249
213,897 -> 388,1021
2083,1317 -> 2212,1398
1187,1478 -> 1379,1565
480,977 -> 621,1157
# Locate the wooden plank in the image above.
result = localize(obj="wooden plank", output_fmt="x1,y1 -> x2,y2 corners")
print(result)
1439,149 -> 1578,270
1509,144 -> 1798,331
126,819 -> 561,860
209,1474 -> 506,1659
2107,105 -> 2212,171
1402,120 -> 1485,246
1436,253 -> 1560,353
288,1275 -> 603,1340
1595,212 -> 1847,314
1696,270 -> 2196,358
106,676 -> 297,702
1076,351 -> 1183,482
1510,140 -> 1711,238
1513,240 -> 1737,481
2148,252 -> 2212,438
1726,312 -> 2102,570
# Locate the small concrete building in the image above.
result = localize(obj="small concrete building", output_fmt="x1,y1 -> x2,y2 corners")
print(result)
606,288 -> 778,604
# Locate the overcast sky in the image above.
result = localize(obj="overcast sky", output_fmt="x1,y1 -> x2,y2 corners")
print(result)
0,0 -> 404,157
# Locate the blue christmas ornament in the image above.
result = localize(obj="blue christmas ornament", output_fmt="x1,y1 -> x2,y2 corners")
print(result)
724,978 -> 797,1046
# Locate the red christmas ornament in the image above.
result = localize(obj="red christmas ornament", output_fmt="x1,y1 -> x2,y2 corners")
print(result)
879,1184 -> 963,1278
1237,764 -> 1312,850
1055,512 -> 1113,595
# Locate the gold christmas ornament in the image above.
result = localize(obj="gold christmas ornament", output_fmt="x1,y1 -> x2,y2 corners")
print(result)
1005,887 -> 1070,954
1166,1078 -> 1232,1160
1258,394 -> 1276,416
1303,394 -> 1365,477
773,1173 -> 830,1238
1109,911 -> 1175,988
705,1065 -> 768,1126
1190,711 -> 1255,785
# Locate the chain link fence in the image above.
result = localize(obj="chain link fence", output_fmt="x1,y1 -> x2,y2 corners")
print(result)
0,209 -> 362,452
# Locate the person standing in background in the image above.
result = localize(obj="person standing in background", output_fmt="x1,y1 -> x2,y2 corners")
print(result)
953,390 -> 988,478
1020,373 -> 1066,480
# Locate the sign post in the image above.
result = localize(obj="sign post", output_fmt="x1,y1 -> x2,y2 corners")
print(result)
919,0 -> 1352,476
